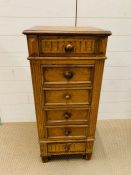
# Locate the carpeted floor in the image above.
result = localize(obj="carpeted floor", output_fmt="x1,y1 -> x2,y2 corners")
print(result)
0,120 -> 131,175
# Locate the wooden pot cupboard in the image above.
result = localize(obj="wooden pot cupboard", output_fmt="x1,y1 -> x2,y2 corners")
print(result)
23,26 -> 111,162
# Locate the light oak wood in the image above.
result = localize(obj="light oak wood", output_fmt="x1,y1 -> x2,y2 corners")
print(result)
46,125 -> 88,139
39,36 -> 97,56
44,87 -> 91,106
47,142 -> 86,154
23,26 -> 111,35
44,107 -> 89,125
23,26 -> 111,162
26,35 -> 108,57
42,65 -> 94,84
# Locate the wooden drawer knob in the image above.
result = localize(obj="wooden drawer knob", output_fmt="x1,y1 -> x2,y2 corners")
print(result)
64,112 -> 71,119
65,43 -> 74,52
64,129 -> 71,136
65,94 -> 71,100
64,71 -> 73,80
64,144 -> 71,152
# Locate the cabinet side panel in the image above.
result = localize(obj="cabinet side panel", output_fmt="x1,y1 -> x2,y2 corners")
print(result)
89,60 -> 105,138
30,61 -> 45,140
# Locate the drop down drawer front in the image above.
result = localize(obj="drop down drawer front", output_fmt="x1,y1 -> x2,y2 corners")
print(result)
46,125 -> 88,140
48,142 -> 86,155
26,34 -> 108,57
42,64 -> 94,86
43,87 -> 92,106
39,36 -> 98,56
44,107 -> 90,125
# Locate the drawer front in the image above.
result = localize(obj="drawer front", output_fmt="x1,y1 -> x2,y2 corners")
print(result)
45,108 -> 89,125
48,142 -> 86,154
39,36 -> 97,56
42,65 -> 94,85
46,125 -> 87,139
44,88 -> 91,106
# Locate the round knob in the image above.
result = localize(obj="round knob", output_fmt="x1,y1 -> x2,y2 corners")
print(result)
65,94 -> 71,100
64,71 -> 73,80
64,112 -> 71,119
65,43 -> 74,52
64,130 -> 71,136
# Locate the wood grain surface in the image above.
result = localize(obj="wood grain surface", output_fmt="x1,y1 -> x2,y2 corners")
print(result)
24,26 -> 111,162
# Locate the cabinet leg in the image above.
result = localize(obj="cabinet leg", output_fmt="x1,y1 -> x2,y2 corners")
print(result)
83,153 -> 92,160
41,156 -> 49,163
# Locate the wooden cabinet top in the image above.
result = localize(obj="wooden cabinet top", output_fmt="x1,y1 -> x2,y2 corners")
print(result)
23,26 -> 111,36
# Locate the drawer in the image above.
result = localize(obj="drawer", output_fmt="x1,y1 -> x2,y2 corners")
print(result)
39,36 -> 97,56
48,142 -> 86,154
42,65 -> 94,85
45,108 -> 89,125
44,87 -> 91,106
46,125 -> 87,139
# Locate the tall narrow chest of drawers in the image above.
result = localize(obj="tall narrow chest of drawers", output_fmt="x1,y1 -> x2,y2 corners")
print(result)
23,26 -> 111,162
